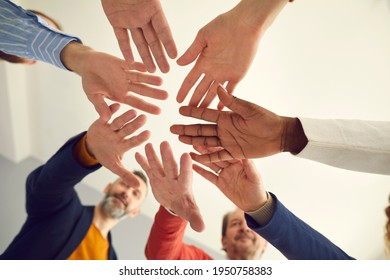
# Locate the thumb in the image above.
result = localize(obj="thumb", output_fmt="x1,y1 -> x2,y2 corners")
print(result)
189,209 -> 206,232
177,35 -> 205,66
90,95 -> 111,122
217,85 -> 259,119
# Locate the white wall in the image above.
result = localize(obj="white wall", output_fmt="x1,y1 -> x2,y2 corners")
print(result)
1,0 -> 389,259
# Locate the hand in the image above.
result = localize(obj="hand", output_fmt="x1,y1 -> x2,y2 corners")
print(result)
192,146 -> 267,212
87,103 -> 150,186
135,141 -> 205,232
176,0 -> 288,109
101,0 -> 177,73
171,86 -> 295,163
61,42 -> 168,121
82,51 -> 168,121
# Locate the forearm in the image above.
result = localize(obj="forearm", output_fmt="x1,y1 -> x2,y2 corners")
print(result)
145,206 -> 211,260
0,0 -> 81,69
234,0 -> 290,34
145,206 -> 188,260
296,118 -> 390,175
26,132 -> 101,198
246,193 -> 354,260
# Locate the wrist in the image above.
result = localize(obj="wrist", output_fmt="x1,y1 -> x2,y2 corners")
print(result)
235,0 -> 290,33
60,41 -> 93,75
245,191 -> 269,213
84,134 -> 97,159
282,117 -> 308,155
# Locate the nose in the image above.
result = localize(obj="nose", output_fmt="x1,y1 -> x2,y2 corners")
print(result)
239,223 -> 251,233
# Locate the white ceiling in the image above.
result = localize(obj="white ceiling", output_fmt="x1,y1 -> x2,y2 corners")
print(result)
2,0 -> 390,259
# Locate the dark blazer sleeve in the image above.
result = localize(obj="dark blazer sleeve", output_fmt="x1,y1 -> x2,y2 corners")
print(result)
245,193 -> 354,260
25,132 -> 101,217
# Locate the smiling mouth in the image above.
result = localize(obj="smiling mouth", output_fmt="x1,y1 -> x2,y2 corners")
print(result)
114,195 -> 128,208
236,233 -> 253,241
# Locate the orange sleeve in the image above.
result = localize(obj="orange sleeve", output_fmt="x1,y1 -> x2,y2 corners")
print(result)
73,134 -> 99,167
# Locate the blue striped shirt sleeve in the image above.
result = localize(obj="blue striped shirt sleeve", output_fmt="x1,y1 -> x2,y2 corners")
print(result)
0,0 -> 81,70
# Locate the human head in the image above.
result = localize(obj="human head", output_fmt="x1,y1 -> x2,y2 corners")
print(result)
221,208 -> 267,260
0,9 -> 62,64
99,171 -> 148,220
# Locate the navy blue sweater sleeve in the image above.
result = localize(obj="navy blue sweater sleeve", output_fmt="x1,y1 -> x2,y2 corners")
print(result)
245,193 -> 354,260
25,132 -> 101,217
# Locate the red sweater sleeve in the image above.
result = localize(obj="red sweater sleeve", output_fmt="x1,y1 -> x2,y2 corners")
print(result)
145,206 -> 213,260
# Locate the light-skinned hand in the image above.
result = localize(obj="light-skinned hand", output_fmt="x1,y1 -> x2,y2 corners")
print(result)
192,146 -> 268,212
176,0 -> 289,109
86,103 -> 150,186
61,42 -> 168,121
135,141 -> 205,232
101,0 -> 177,73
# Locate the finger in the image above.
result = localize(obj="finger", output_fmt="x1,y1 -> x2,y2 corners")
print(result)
110,109 -> 137,131
130,28 -> 156,73
160,141 -> 178,179
176,33 -> 204,66
121,94 -> 162,115
145,143 -> 165,177
87,94 -> 111,122
217,81 -> 236,110
179,153 -> 193,187
190,149 -> 235,163
127,61 -> 147,72
135,152 -> 152,175
128,84 -> 168,100
188,209 -> 205,232
170,124 -> 217,137
105,159 -> 140,187
191,147 -> 230,170
217,85 -> 258,118
152,13 -> 178,59
108,103 -> 121,115
177,135 -> 221,147
176,65 -> 202,103
126,70 -> 163,86
188,75 -> 213,107
225,81 -> 238,95
192,157 -> 226,173
117,114 -> 147,138
242,159 -> 261,184
113,27 -> 135,66
199,80 -> 222,108
178,106 -> 221,123
122,130 -> 151,151
192,145 -> 223,154
192,163 -> 218,186
142,23 -> 170,73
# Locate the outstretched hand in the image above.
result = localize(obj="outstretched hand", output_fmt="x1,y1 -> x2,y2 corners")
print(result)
101,0 -> 177,73
87,103 -> 150,186
171,86 -> 291,163
192,146 -> 268,212
176,8 -> 259,108
135,141 -> 205,232
81,51 -> 168,121
176,0 -> 289,109
61,42 -> 168,121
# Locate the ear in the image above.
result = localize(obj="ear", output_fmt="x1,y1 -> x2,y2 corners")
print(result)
221,236 -> 228,252
128,207 -> 141,218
